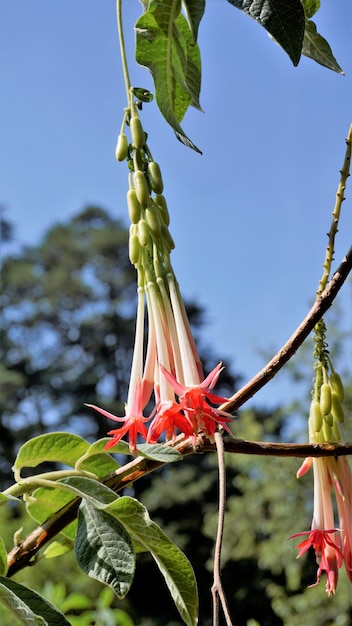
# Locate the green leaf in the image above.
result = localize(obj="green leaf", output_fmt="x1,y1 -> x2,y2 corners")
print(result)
227,0 -> 305,66
115,440 -> 182,463
182,0 -> 205,41
301,0 -> 320,19
75,438 -> 120,477
0,575 -> 71,625
302,19 -> 344,74
27,487 -> 78,541
137,442 -> 182,462
0,537 -> 8,576
106,496 -> 198,626
58,476 -> 119,506
13,433 -> 90,477
0,493 -> 20,505
75,501 -> 135,599
43,536 -> 74,559
135,0 -> 202,152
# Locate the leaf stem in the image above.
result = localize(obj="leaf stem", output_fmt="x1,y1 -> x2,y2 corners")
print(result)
116,0 -> 131,102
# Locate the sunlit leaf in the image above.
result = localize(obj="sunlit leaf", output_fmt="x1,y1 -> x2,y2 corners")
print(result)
227,0 -> 305,66
58,476 -> 119,506
135,0 -> 202,152
75,501 -> 135,599
301,0 -> 320,19
43,536 -> 74,559
106,496 -> 198,626
0,537 -> 8,576
27,486 -> 78,541
302,19 -> 344,74
182,0 -> 205,41
13,433 -> 89,477
0,575 -> 70,625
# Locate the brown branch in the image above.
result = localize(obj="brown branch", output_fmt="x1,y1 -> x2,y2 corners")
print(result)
6,436 -> 352,577
221,246 -> 352,414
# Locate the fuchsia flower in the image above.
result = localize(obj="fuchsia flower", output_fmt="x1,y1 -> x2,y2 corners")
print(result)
290,529 -> 343,595
85,378 -> 150,452
293,454 -> 352,594
159,363 -> 233,438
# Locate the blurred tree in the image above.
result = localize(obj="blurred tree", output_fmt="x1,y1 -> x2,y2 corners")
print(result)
0,206 -> 239,483
1,206 -> 350,624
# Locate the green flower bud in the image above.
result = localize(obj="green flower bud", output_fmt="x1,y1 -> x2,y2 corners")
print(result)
134,171 -> 150,205
130,116 -> 145,149
331,391 -> 345,424
115,133 -> 128,161
319,383 -> 332,416
310,400 -> 323,433
154,194 -> 170,226
147,161 -> 164,194
145,206 -> 162,238
330,371 -> 344,402
127,189 -> 141,224
138,219 -> 150,247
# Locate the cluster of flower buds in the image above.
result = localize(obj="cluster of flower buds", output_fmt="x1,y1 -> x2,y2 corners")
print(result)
292,334 -> 352,595
86,89 -> 233,452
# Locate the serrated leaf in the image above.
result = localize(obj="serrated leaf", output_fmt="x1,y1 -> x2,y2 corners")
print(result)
75,501 -> 135,599
106,496 -> 198,626
13,433 -> 90,477
0,536 -> 8,576
227,0 -> 305,66
182,0 -> 205,41
0,575 -> 70,625
302,19 -> 343,74
135,0 -> 202,152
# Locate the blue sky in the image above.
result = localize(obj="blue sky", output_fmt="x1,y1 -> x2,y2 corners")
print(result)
2,1 -> 351,409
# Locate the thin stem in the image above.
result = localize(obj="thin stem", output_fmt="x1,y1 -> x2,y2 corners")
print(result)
318,124 -> 351,295
116,0 -> 131,101
211,430 -> 234,626
220,245 -> 352,414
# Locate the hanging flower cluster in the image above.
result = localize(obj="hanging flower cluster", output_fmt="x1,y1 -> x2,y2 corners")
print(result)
86,91 -> 233,452
291,322 -> 352,595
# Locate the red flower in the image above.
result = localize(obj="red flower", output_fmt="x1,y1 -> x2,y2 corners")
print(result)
160,363 -> 233,438
148,399 -> 194,443
85,378 -> 149,452
290,529 -> 343,595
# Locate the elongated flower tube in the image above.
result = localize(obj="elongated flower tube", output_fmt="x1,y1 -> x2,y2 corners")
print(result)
88,101 -> 234,451
293,358 -> 352,594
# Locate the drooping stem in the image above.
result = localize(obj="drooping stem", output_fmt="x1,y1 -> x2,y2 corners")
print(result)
116,0 -> 131,101
211,430 -> 234,626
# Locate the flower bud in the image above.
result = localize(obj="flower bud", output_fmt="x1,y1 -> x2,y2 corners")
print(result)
115,133 -> 128,161
154,194 -> 170,226
147,161 -> 163,194
127,189 -> 141,224
320,383 -> 332,416
330,372 -> 344,402
130,116 -> 145,149
134,171 -> 150,205
310,400 -> 323,433
331,391 -> 344,424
